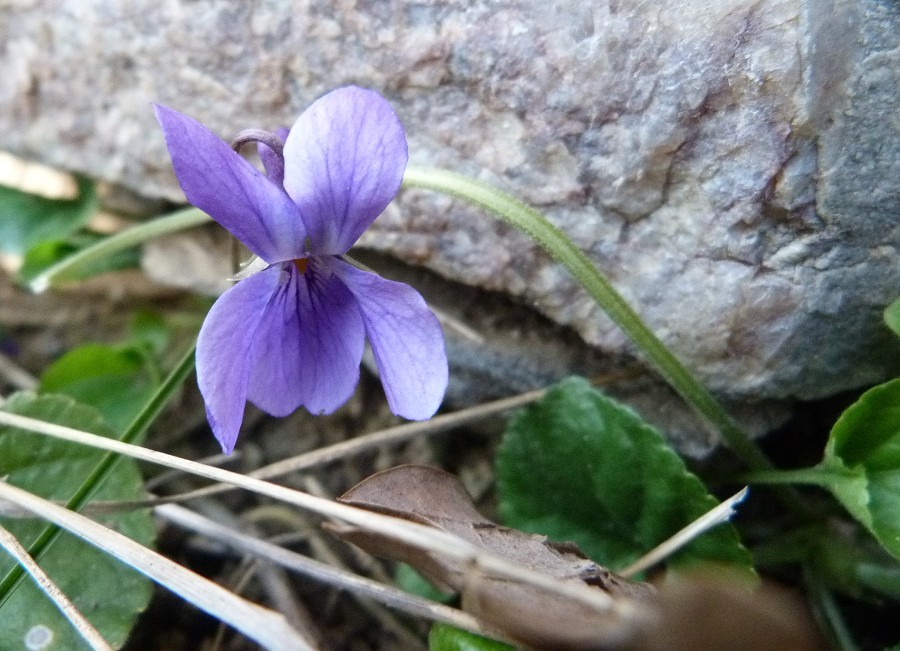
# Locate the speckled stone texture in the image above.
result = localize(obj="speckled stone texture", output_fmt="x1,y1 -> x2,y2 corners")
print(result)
1,1 -> 898,422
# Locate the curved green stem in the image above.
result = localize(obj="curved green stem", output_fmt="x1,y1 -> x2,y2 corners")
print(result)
403,166 -> 773,471
29,207 -> 209,293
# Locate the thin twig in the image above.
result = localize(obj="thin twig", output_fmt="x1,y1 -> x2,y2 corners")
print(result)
0,480 -> 316,651
0,353 -> 38,391
297,475 -> 419,645
156,502 -> 507,641
0,410 -> 644,632
54,387 -> 552,515
195,503 -> 327,648
0,522 -> 112,651
144,450 -> 244,491
180,387 -> 548,497
50,374 -> 640,516
619,487 -> 750,577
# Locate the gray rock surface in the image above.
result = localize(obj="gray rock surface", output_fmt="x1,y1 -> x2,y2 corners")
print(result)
1,0 -> 899,441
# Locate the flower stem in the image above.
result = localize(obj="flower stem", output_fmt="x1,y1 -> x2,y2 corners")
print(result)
29,207 -> 209,293
402,166 -> 773,471
739,467 -> 832,487
0,344 -> 197,607
804,565 -> 859,651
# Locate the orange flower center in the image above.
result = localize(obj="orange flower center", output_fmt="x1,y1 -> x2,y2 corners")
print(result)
293,258 -> 309,274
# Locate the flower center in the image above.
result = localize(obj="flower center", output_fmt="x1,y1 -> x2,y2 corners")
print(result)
294,258 -> 309,274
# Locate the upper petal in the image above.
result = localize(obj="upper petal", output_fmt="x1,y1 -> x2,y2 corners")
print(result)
246,259 -> 366,417
196,265 -> 283,453
329,258 -> 447,420
154,104 -> 307,263
282,87 -> 408,255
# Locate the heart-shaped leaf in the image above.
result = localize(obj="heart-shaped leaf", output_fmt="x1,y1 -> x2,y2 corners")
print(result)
39,343 -> 159,432
819,378 -> 900,559
496,377 -> 753,574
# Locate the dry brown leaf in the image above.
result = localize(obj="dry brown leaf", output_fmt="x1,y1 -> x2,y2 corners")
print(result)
329,465 -> 826,651
622,574 -> 827,651
328,465 -> 654,649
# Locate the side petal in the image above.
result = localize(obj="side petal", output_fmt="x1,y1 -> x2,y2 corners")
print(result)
196,265 -> 283,453
154,104 -> 306,263
329,258 -> 447,420
246,259 -> 366,417
282,87 -> 408,255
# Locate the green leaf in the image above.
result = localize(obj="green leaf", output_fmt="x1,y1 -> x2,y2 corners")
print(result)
820,378 -> 900,559
856,561 -> 900,600
756,524 -> 900,600
0,393 -> 155,650
0,177 -> 97,255
18,234 -> 140,285
429,623 -> 516,651
395,563 -> 454,604
497,377 -> 753,574
886,298 -> 900,338
28,207 -> 207,292
128,311 -> 171,358
39,344 -> 159,433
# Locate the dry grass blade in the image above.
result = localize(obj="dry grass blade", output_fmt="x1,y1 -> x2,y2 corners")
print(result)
0,481 -> 316,651
0,411 -> 644,630
144,387 -> 551,507
0,353 -> 39,391
75,378 -> 640,516
155,503 -> 508,641
62,389 -> 552,515
0,522 -> 112,651
618,487 -> 750,578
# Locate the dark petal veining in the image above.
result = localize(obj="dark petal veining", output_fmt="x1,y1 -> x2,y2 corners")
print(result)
282,87 -> 408,255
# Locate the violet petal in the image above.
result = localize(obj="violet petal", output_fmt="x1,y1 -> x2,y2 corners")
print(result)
246,259 -> 366,417
329,258 -> 447,420
282,87 -> 408,255
196,265 -> 283,453
154,104 -> 307,263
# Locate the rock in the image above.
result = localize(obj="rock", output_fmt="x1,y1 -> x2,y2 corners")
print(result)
1,0 -> 898,447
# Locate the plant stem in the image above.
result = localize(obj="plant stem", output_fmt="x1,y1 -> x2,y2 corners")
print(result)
121,343 -> 196,446
29,207 -> 209,292
804,565 -> 859,651
0,344 -> 196,607
739,467 -> 832,487
402,166 -> 773,471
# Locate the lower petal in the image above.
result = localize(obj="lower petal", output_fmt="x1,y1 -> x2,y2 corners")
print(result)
196,265 -> 283,453
329,258 -> 447,420
247,259 -> 366,417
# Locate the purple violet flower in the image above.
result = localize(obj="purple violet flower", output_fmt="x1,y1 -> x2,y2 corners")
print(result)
154,87 -> 448,453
